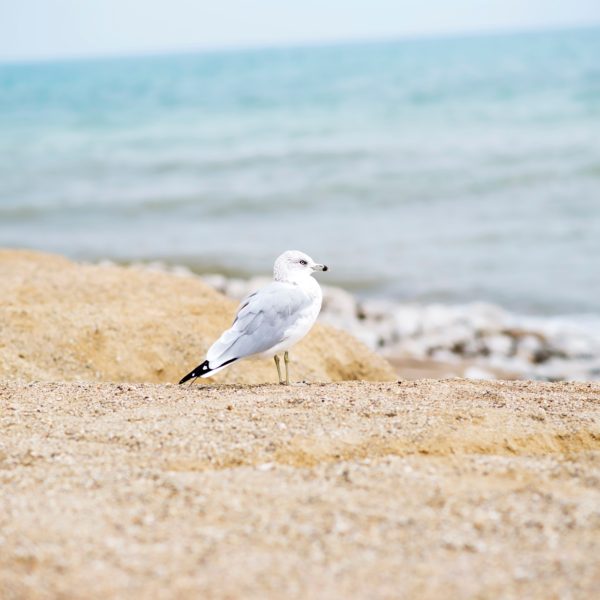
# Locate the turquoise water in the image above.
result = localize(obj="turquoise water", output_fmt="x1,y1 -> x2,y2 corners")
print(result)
1,27 -> 599,315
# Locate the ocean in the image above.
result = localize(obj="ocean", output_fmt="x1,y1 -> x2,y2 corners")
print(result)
1,27 -> 599,318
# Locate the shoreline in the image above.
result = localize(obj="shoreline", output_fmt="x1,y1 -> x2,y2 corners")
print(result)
2,248 -> 599,384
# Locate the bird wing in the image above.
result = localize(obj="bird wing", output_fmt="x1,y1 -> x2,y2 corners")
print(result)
206,282 -> 312,367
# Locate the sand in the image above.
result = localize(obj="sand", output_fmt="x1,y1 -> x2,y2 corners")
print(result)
0,250 -> 395,384
1,379 -> 599,599
1,249 -> 599,598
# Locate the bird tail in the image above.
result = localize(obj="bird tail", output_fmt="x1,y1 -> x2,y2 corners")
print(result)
178,357 -> 238,384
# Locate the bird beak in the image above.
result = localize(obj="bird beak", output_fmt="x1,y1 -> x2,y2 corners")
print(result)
314,263 -> 328,272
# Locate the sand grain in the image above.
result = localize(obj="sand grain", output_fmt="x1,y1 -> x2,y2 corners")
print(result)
1,379 -> 599,599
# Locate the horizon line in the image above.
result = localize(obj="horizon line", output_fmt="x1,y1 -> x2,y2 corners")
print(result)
1,21 -> 599,67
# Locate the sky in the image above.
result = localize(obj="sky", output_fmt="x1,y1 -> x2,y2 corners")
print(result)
1,0 -> 600,62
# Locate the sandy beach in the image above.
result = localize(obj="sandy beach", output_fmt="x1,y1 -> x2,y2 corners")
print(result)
3,22 -> 600,599
1,250 -> 599,598
1,379 -> 599,599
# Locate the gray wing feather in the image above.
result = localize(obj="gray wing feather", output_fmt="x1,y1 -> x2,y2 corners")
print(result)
206,282 -> 310,366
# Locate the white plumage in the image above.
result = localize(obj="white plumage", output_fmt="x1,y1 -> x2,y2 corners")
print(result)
179,250 -> 328,384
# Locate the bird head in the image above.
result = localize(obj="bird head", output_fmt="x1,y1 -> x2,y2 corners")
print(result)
273,250 -> 328,282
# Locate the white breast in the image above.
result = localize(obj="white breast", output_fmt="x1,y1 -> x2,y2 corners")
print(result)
257,276 -> 322,358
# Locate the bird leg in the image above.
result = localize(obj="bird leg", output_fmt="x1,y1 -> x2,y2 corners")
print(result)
284,351 -> 290,385
274,355 -> 283,384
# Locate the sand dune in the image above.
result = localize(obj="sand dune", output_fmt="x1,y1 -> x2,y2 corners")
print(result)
0,249 -> 395,384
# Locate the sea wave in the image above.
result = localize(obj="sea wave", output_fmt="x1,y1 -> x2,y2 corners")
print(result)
3,29 -> 600,321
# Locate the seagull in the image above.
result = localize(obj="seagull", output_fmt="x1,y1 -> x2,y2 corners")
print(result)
179,250 -> 328,385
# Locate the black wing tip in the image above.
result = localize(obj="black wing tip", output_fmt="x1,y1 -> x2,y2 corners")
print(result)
178,360 -> 211,385
178,357 -> 240,385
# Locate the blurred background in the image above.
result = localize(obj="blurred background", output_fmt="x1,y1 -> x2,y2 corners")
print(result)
1,1 -> 599,379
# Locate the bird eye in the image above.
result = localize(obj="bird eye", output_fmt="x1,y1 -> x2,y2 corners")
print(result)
299,259 -> 307,265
